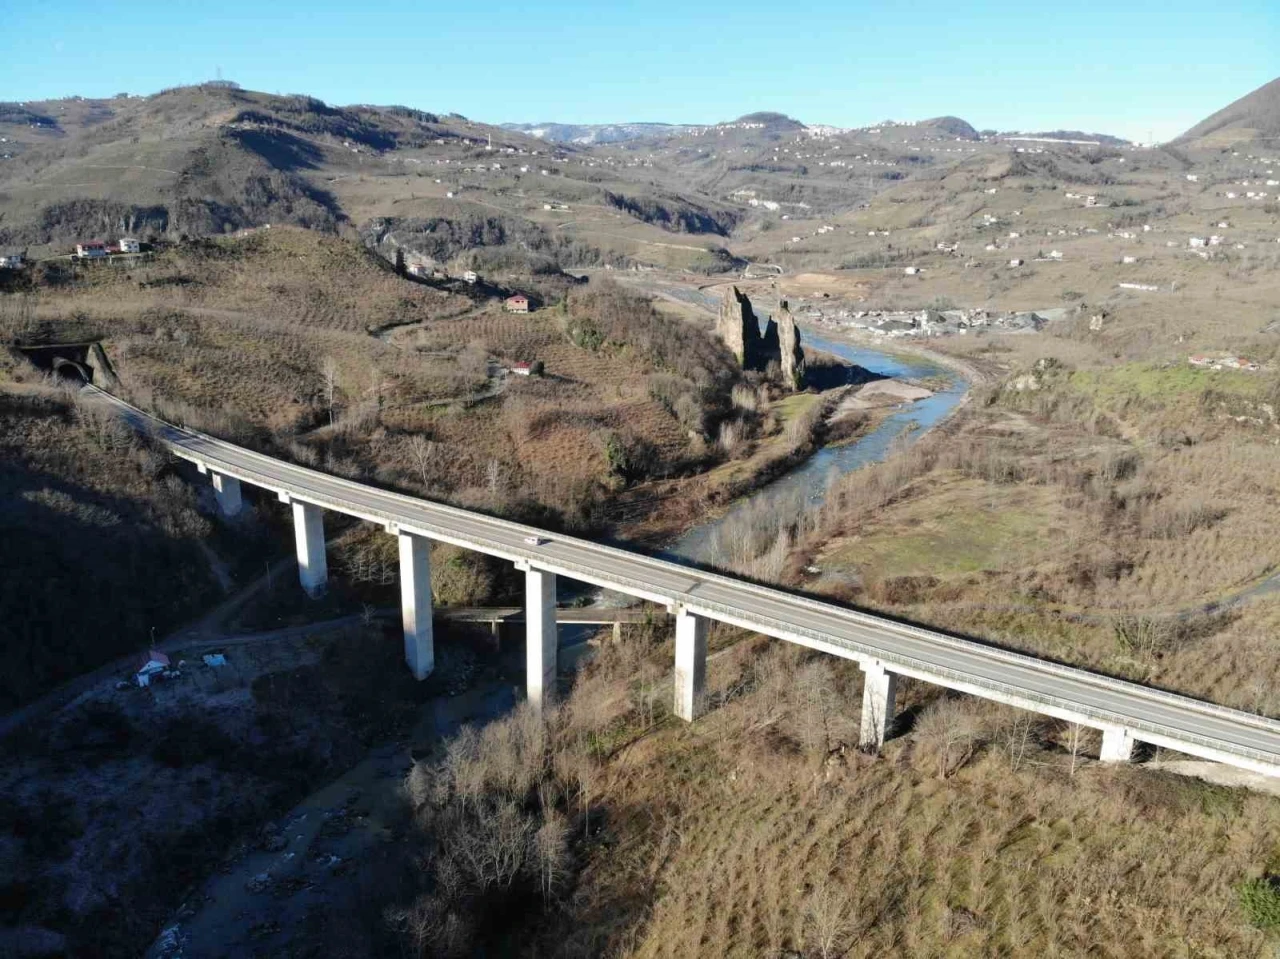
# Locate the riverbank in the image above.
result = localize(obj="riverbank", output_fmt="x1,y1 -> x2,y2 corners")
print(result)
669,326 -> 974,565
613,384 -> 886,548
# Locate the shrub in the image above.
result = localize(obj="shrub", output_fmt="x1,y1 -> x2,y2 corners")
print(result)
1239,876 -> 1280,929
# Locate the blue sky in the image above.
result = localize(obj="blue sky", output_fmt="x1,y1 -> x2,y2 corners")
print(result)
2,0 -> 1277,142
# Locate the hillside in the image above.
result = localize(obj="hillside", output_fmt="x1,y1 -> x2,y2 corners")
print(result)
1176,76 -> 1280,145
0,85 -> 551,252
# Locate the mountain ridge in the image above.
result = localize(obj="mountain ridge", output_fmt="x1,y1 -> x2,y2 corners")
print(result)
1176,76 -> 1280,144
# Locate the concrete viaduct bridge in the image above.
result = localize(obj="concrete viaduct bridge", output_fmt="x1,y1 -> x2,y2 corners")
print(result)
89,387 -> 1280,777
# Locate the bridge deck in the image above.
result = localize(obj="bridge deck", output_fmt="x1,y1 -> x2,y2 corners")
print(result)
89,387 -> 1280,776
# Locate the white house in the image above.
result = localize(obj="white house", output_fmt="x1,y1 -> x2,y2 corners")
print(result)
1122,255 -> 1137,264
903,266 -> 921,275
135,649 -> 171,687
117,237 -> 141,254
1188,237 -> 1207,248
462,270 -> 478,284
1008,258 -> 1024,267
0,253 -> 23,270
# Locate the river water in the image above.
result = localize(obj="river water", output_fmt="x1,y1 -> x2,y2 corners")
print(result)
665,326 -> 968,565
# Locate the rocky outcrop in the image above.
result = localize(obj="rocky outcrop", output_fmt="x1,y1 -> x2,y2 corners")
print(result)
717,286 -> 758,367
714,287 -> 806,390
776,301 -> 806,390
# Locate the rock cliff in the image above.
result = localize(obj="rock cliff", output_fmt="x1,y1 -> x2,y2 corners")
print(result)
714,286 -> 805,389
716,286 -> 758,367
776,301 -> 806,390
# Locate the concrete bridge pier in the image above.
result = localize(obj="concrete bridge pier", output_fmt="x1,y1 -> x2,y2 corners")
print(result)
1100,726 -> 1136,763
524,566 -> 557,712
290,500 -> 328,597
395,530 -> 434,680
860,661 -> 898,750
673,608 -> 707,721
211,472 -> 242,517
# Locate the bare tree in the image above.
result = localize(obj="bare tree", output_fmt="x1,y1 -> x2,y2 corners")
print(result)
534,810 -> 569,898
1002,710 -> 1034,772
1065,721 -> 1088,776
407,435 -> 435,490
485,457 -> 502,500
805,885 -> 857,959
916,698 -> 979,778
320,355 -> 339,425
445,798 -> 533,893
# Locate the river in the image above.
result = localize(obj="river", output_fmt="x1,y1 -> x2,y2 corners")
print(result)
666,325 -> 969,565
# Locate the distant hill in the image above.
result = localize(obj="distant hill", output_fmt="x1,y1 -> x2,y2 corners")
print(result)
918,116 -> 979,139
733,112 -> 806,132
501,121 -> 698,144
1176,76 -> 1280,145
1000,130 -> 1130,146
501,112 -> 808,144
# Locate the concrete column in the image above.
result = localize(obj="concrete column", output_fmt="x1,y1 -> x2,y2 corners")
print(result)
397,532 -> 434,680
525,567 -> 557,712
211,472 -> 242,517
860,662 -> 898,750
673,609 -> 708,721
1100,727 -> 1135,764
291,501 -> 327,597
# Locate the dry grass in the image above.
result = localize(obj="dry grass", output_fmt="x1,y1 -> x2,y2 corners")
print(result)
783,358 -> 1280,709
382,624 -> 1280,959
9,231 -> 763,532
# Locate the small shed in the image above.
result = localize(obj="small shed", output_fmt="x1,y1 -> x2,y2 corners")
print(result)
504,294 -> 530,314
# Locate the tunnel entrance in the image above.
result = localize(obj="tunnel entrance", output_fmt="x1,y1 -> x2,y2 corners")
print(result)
15,344 -> 97,385
51,357 -> 91,384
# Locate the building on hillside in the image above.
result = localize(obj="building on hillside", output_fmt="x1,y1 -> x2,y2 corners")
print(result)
462,270 -> 478,284
903,266 -> 921,276
511,361 -> 533,376
75,241 -> 107,259
504,294 -> 530,314
0,252 -> 23,270
134,649 -> 172,687
1008,258 -> 1024,267
116,237 -> 141,254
